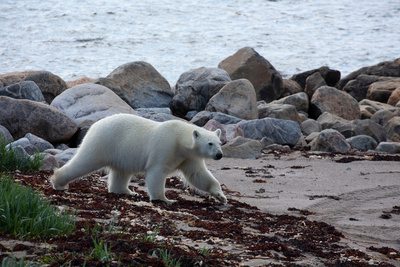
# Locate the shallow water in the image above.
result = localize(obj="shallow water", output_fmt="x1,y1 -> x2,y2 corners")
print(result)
1,0 -> 399,85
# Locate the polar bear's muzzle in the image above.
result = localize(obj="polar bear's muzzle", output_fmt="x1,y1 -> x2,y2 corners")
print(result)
214,151 -> 223,160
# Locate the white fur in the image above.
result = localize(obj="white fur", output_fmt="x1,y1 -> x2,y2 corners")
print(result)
50,114 -> 227,204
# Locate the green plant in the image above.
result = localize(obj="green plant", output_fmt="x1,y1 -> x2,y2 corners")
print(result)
89,237 -> 113,262
0,175 -> 76,239
0,138 -> 44,172
201,246 -> 211,255
1,253 -> 39,267
137,226 -> 160,243
152,248 -> 182,267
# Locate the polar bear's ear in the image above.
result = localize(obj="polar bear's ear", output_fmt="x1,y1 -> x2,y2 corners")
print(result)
193,130 -> 200,139
215,129 -> 221,138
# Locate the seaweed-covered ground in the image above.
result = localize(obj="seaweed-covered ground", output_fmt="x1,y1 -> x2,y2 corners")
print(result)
1,162 -> 399,266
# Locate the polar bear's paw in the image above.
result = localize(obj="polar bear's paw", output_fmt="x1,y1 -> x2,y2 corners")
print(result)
50,176 -> 69,190
211,191 -> 227,204
150,197 -> 176,205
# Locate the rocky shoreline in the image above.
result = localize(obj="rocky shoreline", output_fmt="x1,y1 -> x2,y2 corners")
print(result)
0,46 -> 399,169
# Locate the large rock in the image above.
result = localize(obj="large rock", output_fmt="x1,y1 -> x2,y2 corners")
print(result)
0,71 -> 67,103
51,83 -> 138,124
170,67 -> 231,117
272,92 -> 309,113
366,79 -> 400,104
0,81 -> 45,102
218,47 -> 283,102
342,74 -> 393,102
258,103 -> 301,124
95,61 -> 173,109
388,87 -> 400,106
385,117 -> 400,142
205,79 -> 258,120
332,119 -> 387,143
309,86 -> 360,120
239,118 -> 301,145
0,96 -> 77,143
337,58 -> 400,90
290,66 -> 341,89
310,129 -> 350,153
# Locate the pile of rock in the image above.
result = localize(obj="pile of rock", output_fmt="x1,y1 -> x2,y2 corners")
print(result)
1,47 -> 399,169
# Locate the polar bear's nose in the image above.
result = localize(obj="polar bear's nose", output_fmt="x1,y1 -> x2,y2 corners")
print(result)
215,152 -> 223,160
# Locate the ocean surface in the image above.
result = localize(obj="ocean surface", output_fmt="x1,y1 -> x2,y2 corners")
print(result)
1,0 -> 399,86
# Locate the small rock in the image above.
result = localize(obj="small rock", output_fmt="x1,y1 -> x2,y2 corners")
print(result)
203,120 -> 227,144
316,112 -> 349,130
301,119 -> 322,136
0,81 -> 45,102
190,111 -> 243,127
65,76 -> 95,88
290,66 -> 340,89
272,92 -> 309,113
239,118 -> 301,145
0,125 -> 13,144
332,119 -> 387,143
346,135 -> 378,151
366,79 -> 400,103
337,58 -> 400,90
388,86 -> 400,106
0,70 -> 67,103
6,138 -> 38,155
39,155 -> 60,171
305,72 -> 326,99
222,136 -> 263,159
258,103 -> 301,124
25,133 -> 54,152
280,79 -> 303,98
375,142 -> 400,154
384,117 -> 400,142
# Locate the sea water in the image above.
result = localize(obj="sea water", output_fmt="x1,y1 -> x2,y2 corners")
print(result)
0,0 -> 399,85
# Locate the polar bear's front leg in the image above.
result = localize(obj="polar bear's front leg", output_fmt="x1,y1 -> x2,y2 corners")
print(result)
108,169 -> 137,196
179,159 -> 227,204
145,167 -> 175,204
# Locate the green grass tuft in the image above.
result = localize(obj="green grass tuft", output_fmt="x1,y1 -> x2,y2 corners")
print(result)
0,138 -> 44,172
0,175 -> 76,239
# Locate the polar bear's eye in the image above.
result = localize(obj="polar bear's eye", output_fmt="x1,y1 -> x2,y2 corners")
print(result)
208,142 -> 213,146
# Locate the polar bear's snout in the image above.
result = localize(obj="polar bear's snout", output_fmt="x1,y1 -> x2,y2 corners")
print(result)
214,151 -> 223,160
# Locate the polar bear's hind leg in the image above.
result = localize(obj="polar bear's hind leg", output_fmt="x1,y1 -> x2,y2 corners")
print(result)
107,169 -> 136,195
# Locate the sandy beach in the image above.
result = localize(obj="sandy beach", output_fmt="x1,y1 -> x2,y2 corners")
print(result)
206,151 -> 400,254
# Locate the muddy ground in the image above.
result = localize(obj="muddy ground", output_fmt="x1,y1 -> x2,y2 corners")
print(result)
1,150 -> 400,266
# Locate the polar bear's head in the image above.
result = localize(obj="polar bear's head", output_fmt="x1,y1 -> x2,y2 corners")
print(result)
193,129 -> 223,160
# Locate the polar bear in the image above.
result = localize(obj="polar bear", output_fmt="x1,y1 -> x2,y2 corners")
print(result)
50,114 -> 227,204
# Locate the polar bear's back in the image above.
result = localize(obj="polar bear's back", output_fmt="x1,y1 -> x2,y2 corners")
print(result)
78,114 -> 195,172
